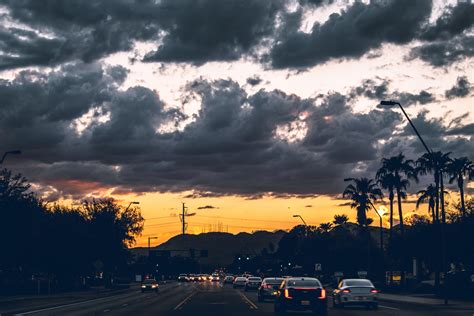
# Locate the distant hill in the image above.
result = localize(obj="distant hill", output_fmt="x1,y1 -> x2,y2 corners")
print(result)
132,230 -> 286,266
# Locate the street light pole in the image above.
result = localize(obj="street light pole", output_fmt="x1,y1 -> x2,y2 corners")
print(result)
292,214 -> 307,226
380,100 -> 448,305
0,150 -> 21,164
148,236 -> 158,256
125,201 -> 140,212
369,202 -> 384,254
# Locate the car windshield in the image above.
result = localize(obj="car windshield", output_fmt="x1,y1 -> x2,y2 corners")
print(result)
345,280 -> 373,287
287,279 -> 321,287
235,277 -> 246,281
143,279 -> 157,284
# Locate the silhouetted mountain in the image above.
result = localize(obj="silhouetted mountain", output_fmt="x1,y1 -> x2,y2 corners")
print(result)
132,230 -> 286,266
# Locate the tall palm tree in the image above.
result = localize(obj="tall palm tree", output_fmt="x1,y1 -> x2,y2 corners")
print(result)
447,157 -> 473,218
343,178 -> 383,227
376,172 -> 396,240
333,214 -> 349,226
416,184 -> 437,221
417,151 -> 451,225
377,153 -> 417,235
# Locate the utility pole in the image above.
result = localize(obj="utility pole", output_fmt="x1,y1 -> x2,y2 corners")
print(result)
181,203 -> 188,235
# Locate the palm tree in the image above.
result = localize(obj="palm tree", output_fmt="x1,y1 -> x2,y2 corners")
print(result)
416,184 -> 437,221
417,151 -> 451,225
447,157 -> 473,218
333,214 -> 349,226
376,172 -> 396,240
377,153 -> 417,235
319,222 -> 333,233
343,178 -> 383,227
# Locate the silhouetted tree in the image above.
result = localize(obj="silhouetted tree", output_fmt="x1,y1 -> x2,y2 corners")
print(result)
447,157 -> 473,218
333,214 -> 349,226
319,222 -> 333,233
377,154 -> 417,235
343,178 -> 383,227
416,184 -> 437,221
377,172 -> 396,240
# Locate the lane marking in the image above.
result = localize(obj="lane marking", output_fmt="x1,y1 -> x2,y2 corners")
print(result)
238,291 -> 258,310
380,305 -> 401,310
173,291 -> 197,310
103,309 -> 110,313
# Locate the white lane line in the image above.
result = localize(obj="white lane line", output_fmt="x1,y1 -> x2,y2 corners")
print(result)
14,294 -> 131,316
380,305 -> 401,310
173,291 -> 197,310
238,291 -> 258,310
122,303 -> 128,307
103,309 -> 110,313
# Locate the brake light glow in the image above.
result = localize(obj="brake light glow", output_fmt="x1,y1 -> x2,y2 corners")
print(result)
342,289 -> 351,294
284,289 -> 293,299
319,288 -> 326,299
371,289 -> 379,293
265,284 -> 273,289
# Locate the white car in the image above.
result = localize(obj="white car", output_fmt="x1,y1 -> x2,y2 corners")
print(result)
245,277 -> 262,291
233,276 -> 247,288
211,273 -> 220,282
332,279 -> 378,309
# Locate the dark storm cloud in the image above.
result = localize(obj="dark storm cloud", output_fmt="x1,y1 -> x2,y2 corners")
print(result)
419,1 -> 474,41
143,0 -> 283,64
246,75 -> 263,86
0,0 -> 282,69
351,78 -> 436,106
409,34 -> 474,67
445,76 -> 472,99
269,0 -> 432,69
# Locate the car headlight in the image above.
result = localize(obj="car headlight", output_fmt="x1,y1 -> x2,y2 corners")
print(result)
141,285 -> 146,288
152,285 -> 157,288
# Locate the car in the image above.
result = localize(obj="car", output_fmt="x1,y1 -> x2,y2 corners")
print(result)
178,274 -> 187,282
274,277 -> 327,315
141,279 -> 159,293
223,275 -> 235,284
233,276 -> 247,288
245,277 -> 262,291
258,277 -> 284,301
211,273 -> 220,282
332,278 -> 378,309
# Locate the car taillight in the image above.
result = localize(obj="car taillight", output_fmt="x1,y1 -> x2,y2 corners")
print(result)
284,289 -> 293,299
265,284 -> 273,289
319,288 -> 326,299
341,289 -> 351,294
371,289 -> 379,293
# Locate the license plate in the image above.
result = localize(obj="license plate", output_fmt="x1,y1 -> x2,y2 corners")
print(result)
356,296 -> 367,300
301,300 -> 310,305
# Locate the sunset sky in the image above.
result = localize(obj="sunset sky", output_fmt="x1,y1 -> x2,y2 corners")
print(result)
0,0 -> 472,247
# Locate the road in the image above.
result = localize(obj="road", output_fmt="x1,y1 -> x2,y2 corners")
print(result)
8,282 -> 473,316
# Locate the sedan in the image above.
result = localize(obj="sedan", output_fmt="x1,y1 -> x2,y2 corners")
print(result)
233,276 -> 247,288
332,279 -> 379,309
258,277 -> 284,301
141,279 -> 159,293
274,277 -> 327,315
245,277 -> 262,291
223,275 -> 235,284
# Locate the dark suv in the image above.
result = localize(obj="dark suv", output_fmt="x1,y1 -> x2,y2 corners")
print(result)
274,277 -> 327,315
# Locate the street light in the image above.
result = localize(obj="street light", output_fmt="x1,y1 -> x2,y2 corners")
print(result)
293,214 -> 307,226
369,202 -> 384,254
125,201 -> 140,212
0,150 -> 21,164
380,100 -> 447,305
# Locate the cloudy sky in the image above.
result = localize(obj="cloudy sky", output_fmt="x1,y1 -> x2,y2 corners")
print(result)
0,0 -> 472,246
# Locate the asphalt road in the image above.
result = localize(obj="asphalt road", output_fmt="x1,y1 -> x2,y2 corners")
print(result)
10,282 -> 473,316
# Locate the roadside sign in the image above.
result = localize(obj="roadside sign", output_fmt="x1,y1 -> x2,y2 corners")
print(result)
315,263 -> 322,271
357,271 -> 367,278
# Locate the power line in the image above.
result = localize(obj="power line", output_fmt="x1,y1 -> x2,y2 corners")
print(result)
194,214 -> 295,224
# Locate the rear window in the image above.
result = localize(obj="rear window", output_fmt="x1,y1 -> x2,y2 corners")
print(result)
287,279 -> 321,287
248,277 -> 261,281
235,277 -> 246,281
345,280 -> 373,287
265,278 -> 284,284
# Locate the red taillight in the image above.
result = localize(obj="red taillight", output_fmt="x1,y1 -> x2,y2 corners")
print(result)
284,289 -> 293,299
319,288 -> 326,299
371,289 -> 379,293
265,284 -> 273,289
341,289 -> 351,294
